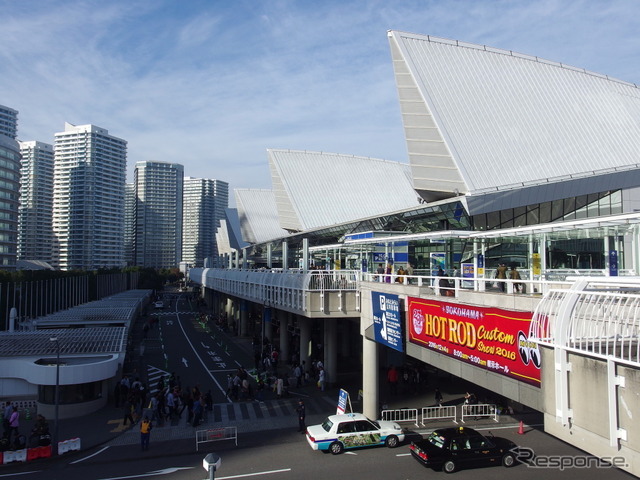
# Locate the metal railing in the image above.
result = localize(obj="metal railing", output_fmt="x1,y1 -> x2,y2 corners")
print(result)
421,405 -> 457,425
461,403 -> 498,423
380,408 -> 419,426
382,404 -> 496,425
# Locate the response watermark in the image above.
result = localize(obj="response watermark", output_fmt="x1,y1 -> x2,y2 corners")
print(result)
511,446 -> 628,471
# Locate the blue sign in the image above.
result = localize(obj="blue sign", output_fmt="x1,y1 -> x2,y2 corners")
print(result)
373,252 -> 386,263
372,292 -> 403,352
337,388 -> 349,414
609,250 -> 618,276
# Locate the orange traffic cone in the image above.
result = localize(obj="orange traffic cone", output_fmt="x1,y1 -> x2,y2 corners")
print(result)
517,420 -> 525,435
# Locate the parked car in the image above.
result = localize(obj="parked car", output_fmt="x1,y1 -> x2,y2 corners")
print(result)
409,426 -> 517,473
306,412 -> 404,454
154,301 -> 164,309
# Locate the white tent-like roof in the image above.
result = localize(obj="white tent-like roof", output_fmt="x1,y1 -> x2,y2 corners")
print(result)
388,31 -> 640,203
268,149 -> 420,232
235,189 -> 289,244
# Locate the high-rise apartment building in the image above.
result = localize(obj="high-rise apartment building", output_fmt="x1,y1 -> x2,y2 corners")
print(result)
134,161 -> 183,269
18,141 -> 54,262
0,104 -> 20,269
52,123 -> 127,270
124,182 -> 135,266
182,177 -> 229,267
0,105 -> 18,139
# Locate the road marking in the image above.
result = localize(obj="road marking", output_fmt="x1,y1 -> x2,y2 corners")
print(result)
108,419 -> 131,433
396,453 -> 411,457
182,357 -> 189,367
217,468 -> 292,479
98,467 -> 194,480
0,472 -> 41,478
175,311 -> 228,400
70,446 -> 110,464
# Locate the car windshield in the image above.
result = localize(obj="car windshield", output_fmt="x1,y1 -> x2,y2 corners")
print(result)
367,418 -> 380,429
321,419 -> 334,432
425,431 -> 446,449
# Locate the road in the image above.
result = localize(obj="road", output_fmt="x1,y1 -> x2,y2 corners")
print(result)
145,292 -> 256,404
3,422 -> 635,480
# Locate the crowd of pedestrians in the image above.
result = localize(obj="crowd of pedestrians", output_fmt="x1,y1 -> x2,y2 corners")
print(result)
115,371 -> 214,449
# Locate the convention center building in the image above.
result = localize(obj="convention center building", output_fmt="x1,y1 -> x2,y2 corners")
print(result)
191,31 -> 640,475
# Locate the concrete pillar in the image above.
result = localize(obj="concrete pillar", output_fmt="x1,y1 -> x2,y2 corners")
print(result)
324,319 -> 338,388
264,306 -> 273,343
242,247 -> 248,269
282,240 -> 289,271
303,238 -> 309,271
240,300 -> 249,337
299,316 -> 311,375
280,311 -> 290,368
339,320 -> 351,358
267,243 -> 273,268
363,336 -> 379,420
225,297 -> 233,328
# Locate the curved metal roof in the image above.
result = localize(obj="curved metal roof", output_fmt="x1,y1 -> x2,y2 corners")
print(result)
234,189 -> 289,244
268,149 -> 420,231
388,31 -> 640,198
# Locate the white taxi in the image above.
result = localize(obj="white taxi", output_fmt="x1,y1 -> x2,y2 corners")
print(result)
306,412 -> 405,454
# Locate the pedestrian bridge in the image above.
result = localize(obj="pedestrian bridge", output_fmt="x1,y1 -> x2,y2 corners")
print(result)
191,268 -> 640,476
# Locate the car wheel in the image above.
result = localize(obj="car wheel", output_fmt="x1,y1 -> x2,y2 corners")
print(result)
502,452 -> 516,467
385,435 -> 399,448
329,441 -> 344,455
443,460 -> 457,473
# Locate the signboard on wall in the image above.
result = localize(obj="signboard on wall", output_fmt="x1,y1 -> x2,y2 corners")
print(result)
408,297 -> 541,387
372,292 -> 403,352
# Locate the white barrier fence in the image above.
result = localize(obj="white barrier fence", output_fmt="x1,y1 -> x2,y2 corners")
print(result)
461,403 -> 498,423
196,426 -> 238,451
420,405 -> 457,425
380,408 -> 419,426
381,404 -> 496,426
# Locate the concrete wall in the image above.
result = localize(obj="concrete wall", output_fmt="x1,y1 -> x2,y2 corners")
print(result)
540,347 -> 640,477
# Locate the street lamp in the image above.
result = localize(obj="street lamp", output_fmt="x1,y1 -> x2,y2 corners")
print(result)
50,337 -> 60,455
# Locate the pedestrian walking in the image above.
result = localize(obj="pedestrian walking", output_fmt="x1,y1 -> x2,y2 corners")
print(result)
123,397 -> 135,427
317,367 -> 326,392
435,388 -> 443,407
8,406 -> 19,442
3,401 -> 12,437
140,416 -> 152,451
296,399 -> 306,433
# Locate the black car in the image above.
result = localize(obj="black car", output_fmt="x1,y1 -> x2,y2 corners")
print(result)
409,427 -> 517,473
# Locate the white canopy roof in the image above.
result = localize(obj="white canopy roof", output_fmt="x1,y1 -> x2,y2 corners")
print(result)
268,149 -> 420,232
388,31 -> 640,199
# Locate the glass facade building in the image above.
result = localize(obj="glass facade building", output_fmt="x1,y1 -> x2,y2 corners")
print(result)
0,105 -> 21,269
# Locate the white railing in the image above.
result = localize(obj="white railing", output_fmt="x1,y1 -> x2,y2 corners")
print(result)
460,403 -> 498,423
380,408 -> 419,426
361,271 -> 574,298
421,405 -> 457,425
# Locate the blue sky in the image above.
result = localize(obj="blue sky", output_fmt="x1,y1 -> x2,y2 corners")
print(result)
1,0 -> 639,196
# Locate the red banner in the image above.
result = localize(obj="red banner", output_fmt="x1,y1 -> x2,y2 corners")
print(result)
408,297 -> 541,387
